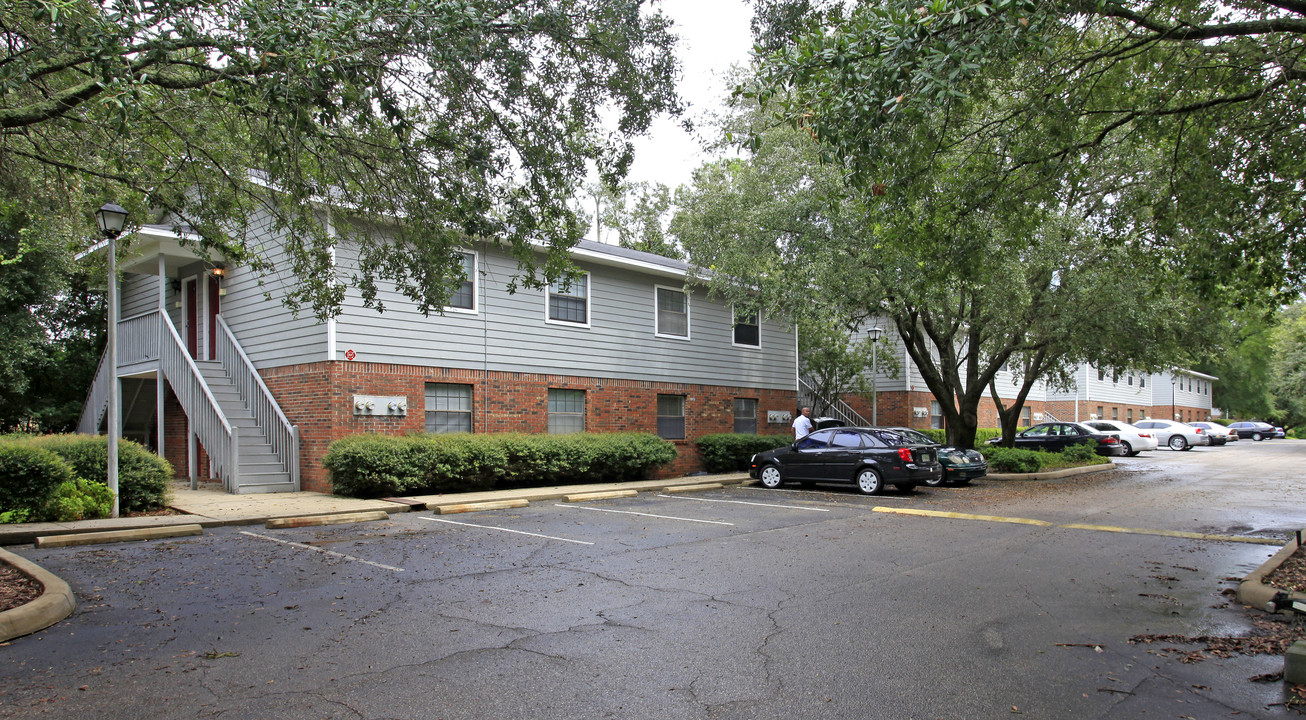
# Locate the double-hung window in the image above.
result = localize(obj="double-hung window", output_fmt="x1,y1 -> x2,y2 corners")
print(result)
732,307 -> 760,347
733,398 -> 758,434
657,395 -> 686,439
547,389 -> 585,434
547,273 -> 589,326
655,286 -> 689,339
447,251 -> 476,312
425,383 -> 472,433
1020,406 -> 1032,426
930,400 -> 944,429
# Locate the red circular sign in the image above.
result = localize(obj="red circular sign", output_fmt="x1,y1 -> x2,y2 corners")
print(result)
344,349 -> 356,360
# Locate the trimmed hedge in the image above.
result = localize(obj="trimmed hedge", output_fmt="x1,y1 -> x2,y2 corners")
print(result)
696,434 -> 793,473
24,435 -> 173,512
917,428 -> 1005,446
323,432 -> 678,498
0,444 -> 74,523
984,444 -> 1111,474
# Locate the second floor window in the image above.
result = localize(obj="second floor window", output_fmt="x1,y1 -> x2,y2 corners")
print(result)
448,251 -> 476,311
655,287 -> 689,338
548,273 -> 589,325
733,308 -> 760,347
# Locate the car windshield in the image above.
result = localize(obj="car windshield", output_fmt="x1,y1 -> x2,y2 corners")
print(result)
891,428 -> 935,445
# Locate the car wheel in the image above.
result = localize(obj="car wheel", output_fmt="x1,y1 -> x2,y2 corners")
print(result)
1253,432 -> 1264,441
1120,441 -> 1133,456
759,464 -> 783,489
855,468 -> 884,495
1168,435 -> 1188,451
925,473 -> 947,487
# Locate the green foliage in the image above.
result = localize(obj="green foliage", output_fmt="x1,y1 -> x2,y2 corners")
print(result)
47,477 -> 114,521
0,442 -> 73,520
592,181 -> 682,260
1272,304 -> 1306,432
1,0 -> 680,322
22,434 -> 172,512
324,433 -> 678,498
919,428 -> 1004,445
1060,443 -> 1098,464
982,444 -> 1110,474
696,434 -> 793,473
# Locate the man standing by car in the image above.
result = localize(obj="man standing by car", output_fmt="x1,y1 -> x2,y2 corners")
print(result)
792,407 -> 814,438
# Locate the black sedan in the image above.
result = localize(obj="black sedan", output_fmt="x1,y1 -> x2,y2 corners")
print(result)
985,421 -> 1127,456
888,427 -> 987,486
1227,421 -> 1276,441
749,427 -> 943,495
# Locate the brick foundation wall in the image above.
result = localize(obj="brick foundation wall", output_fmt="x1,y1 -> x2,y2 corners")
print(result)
255,362 -> 796,493
838,391 -> 1049,430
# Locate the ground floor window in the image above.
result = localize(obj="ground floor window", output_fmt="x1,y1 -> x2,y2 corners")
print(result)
1020,406 -> 1032,426
1127,408 -> 1134,423
733,398 -> 758,434
930,400 -> 944,429
1112,407 -> 1119,420
657,394 -> 686,439
548,388 -> 586,434
425,383 -> 472,433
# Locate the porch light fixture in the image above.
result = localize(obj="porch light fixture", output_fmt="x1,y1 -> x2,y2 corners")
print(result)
96,202 -> 129,519
211,264 -> 226,277
868,327 -> 883,425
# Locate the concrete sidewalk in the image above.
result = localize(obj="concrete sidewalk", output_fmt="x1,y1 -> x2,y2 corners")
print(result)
0,474 -> 753,547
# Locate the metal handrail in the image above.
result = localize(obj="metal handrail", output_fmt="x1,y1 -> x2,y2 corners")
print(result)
156,312 -> 239,491
215,315 -> 299,490
77,349 -> 111,434
798,377 -> 872,427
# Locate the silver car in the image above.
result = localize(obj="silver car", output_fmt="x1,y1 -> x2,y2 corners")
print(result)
1134,419 -> 1211,451
1084,420 -> 1159,456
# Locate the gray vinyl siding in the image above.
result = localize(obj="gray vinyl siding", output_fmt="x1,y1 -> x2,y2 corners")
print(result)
218,212 -> 328,368
119,273 -> 161,319
332,242 -> 796,389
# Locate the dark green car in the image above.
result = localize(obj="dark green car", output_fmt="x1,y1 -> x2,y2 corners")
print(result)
888,427 -> 988,486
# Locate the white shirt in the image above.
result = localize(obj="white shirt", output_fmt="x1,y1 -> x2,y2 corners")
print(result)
792,414 -> 813,437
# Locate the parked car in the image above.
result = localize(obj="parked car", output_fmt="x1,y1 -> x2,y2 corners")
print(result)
886,427 -> 988,486
1226,421 -> 1276,441
1083,420 -> 1159,456
749,427 -> 943,495
984,422 -> 1128,456
1275,426 -> 1287,439
1133,419 -> 1211,450
1188,421 -> 1234,445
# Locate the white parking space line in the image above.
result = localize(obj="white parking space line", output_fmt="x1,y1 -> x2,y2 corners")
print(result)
240,531 -> 405,572
754,487 -> 915,500
555,504 -> 735,526
654,494 -> 830,512
420,516 -> 595,545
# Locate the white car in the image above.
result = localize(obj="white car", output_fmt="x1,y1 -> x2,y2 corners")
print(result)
1083,420 -> 1159,456
1134,419 -> 1211,451
1189,421 -> 1237,443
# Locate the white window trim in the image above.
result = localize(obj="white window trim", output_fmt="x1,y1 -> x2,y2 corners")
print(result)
444,249 -> 479,315
654,284 -> 691,341
544,271 -> 591,329
731,305 -> 762,350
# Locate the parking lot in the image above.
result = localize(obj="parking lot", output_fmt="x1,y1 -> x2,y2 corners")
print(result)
1,440 -> 1302,719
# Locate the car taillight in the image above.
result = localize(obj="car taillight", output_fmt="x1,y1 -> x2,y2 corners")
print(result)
1194,428 -> 1204,434
1138,433 -> 1151,438
898,447 -> 913,462
1101,437 -> 1119,444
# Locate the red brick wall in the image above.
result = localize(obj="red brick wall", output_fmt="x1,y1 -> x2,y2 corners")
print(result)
255,362 -> 796,493
838,391 -> 1048,430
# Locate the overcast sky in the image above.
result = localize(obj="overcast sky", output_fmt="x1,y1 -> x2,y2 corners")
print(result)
623,0 -> 755,192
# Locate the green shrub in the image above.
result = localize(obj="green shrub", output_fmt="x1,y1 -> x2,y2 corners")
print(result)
1060,442 -> 1098,463
696,434 -> 793,473
324,432 -> 678,497
914,428 -> 1003,446
27,435 -> 172,512
47,478 -> 115,521
0,443 -> 74,521
983,447 -> 1045,473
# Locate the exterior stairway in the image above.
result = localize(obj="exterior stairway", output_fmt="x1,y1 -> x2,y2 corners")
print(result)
194,360 -> 296,493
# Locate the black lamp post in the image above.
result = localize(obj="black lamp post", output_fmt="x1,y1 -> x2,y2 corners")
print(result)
869,326 -> 883,424
96,203 -> 128,518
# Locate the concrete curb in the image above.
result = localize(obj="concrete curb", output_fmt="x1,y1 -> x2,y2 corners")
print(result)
433,499 -> 531,515
562,490 -> 639,502
35,524 -> 204,549
987,463 -> 1116,482
0,547 -> 75,643
266,511 -> 389,529
1236,531 -> 1305,610
661,482 -> 725,494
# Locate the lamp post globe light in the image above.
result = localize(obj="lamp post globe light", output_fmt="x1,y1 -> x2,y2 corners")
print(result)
96,203 -> 129,518
868,327 -> 883,425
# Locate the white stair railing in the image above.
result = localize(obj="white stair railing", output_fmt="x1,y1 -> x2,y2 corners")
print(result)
156,313 -> 239,491
77,350 -> 111,435
214,315 -> 299,490
799,377 -> 872,427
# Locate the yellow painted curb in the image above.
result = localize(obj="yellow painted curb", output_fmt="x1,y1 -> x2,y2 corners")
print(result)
266,510 -> 389,529
874,507 -> 1054,526
1059,523 -> 1284,545
0,547 -> 75,642
431,499 -> 529,514
35,524 -> 204,548
661,483 -> 724,494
